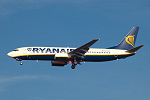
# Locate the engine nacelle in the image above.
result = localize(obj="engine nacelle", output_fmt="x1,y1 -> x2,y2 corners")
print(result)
51,61 -> 68,66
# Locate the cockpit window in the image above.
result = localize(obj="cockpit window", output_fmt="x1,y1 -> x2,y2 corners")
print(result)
13,49 -> 19,51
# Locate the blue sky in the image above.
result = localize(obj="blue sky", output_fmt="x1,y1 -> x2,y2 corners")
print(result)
0,0 -> 150,100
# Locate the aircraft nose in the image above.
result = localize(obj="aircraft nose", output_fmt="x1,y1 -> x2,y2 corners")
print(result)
7,52 -> 14,57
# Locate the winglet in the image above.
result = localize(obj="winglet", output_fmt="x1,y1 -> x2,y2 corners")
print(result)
126,45 -> 144,53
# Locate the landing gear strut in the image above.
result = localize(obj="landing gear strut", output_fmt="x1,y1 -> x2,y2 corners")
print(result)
71,59 -> 77,69
20,61 -> 23,65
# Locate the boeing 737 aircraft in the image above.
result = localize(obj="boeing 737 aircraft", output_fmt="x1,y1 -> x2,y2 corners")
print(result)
7,27 -> 144,69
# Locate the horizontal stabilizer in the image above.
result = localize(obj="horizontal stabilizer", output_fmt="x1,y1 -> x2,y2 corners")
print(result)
126,45 -> 144,53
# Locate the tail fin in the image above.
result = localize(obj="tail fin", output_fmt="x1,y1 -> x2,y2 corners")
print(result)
108,27 -> 139,50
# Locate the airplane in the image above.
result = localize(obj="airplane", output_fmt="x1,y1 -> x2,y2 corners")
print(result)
7,27 -> 144,69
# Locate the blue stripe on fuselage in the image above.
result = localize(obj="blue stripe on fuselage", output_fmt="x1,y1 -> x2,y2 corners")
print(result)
13,54 -> 135,62
83,54 -> 134,62
15,55 -> 55,60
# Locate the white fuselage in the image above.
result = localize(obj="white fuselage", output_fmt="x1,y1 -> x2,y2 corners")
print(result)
7,47 -> 134,62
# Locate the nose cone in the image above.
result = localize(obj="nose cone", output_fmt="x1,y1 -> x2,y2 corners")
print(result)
7,52 -> 14,57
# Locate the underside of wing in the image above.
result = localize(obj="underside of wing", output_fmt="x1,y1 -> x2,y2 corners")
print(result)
68,39 -> 99,59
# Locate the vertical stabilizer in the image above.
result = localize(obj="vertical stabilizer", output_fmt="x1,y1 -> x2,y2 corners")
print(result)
108,27 -> 139,50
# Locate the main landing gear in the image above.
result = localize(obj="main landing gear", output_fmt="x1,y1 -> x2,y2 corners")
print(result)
71,59 -> 78,69
71,64 -> 76,69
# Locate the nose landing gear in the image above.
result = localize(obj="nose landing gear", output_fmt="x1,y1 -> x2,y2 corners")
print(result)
20,61 -> 23,65
15,58 -> 23,65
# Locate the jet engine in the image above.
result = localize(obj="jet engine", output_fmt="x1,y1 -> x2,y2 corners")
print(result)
51,61 -> 68,66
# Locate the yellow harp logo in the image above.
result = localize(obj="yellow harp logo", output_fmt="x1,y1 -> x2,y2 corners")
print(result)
125,35 -> 135,47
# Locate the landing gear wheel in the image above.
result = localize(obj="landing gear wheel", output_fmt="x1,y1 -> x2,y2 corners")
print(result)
71,65 -> 75,69
20,61 -> 23,65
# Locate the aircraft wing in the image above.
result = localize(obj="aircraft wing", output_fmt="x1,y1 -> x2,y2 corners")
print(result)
68,39 -> 99,58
